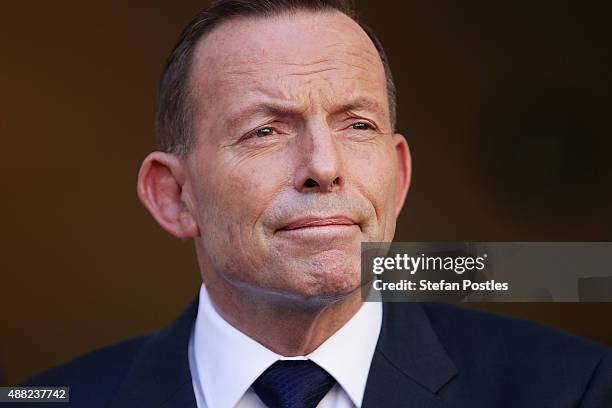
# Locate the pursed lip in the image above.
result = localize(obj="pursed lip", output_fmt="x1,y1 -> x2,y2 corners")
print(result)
278,216 -> 357,231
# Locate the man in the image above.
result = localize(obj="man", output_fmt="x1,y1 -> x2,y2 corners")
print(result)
21,0 -> 612,407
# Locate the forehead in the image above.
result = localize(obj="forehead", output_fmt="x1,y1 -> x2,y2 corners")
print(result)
189,10 -> 387,116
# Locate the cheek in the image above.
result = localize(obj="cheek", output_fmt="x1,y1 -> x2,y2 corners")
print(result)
343,141 -> 398,238
196,152 -> 288,251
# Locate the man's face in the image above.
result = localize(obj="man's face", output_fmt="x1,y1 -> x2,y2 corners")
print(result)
184,11 -> 410,301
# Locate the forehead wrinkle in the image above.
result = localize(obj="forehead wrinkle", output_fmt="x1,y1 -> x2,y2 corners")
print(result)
286,67 -> 339,77
207,65 -> 387,123
219,48 -> 379,74
220,58 -> 383,95
208,30 -> 382,77
199,54 -> 385,104
212,57 -> 382,100
322,40 -> 382,63
268,40 -> 381,69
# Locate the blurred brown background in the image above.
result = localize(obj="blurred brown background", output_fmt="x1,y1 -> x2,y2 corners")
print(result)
1,1 -> 611,386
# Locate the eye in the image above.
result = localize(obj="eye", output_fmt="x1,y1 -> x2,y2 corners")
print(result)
350,121 -> 375,131
247,126 -> 278,139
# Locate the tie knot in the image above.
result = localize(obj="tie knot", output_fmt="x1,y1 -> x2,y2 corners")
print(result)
252,360 -> 337,408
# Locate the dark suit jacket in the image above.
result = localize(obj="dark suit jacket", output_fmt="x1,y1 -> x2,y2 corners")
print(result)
17,299 -> 612,407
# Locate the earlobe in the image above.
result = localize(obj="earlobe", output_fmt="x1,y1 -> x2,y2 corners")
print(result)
136,152 -> 200,239
393,133 -> 412,217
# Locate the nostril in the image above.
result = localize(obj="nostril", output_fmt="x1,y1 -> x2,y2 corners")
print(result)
304,178 -> 318,188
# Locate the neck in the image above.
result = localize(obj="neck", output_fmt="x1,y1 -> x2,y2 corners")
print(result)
203,275 -> 363,356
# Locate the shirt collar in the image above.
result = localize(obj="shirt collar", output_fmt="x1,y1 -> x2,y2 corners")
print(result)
307,293 -> 382,406
190,283 -> 382,408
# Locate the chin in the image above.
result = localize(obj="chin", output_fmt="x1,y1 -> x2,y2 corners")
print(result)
288,263 -> 362,303
256,249 -> 363,304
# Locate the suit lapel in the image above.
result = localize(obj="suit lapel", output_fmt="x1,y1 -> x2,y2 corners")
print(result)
110,298 -> 199,408
362,302 -> 458,408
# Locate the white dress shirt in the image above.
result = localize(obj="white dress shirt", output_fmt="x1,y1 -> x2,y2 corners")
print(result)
188,284 -> 383,408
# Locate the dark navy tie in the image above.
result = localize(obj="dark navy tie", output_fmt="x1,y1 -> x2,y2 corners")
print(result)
251,360 -> 337,408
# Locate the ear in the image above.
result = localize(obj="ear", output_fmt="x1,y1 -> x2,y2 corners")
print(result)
392,133 -> 412,217
136,151 -> 200,239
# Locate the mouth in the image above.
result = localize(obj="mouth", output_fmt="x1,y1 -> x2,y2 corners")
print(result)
278,216 -> 358,232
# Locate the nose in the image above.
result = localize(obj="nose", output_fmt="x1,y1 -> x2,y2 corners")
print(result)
294,120 -> 344,193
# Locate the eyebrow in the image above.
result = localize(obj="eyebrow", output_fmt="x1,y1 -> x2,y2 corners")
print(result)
226,102 -> 305,131
333,97 -> 387,118
226,96 -> 387,131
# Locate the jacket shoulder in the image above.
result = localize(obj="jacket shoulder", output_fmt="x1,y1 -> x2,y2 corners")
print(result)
420,302 -> 612,405
21,335 -> 152,407
421,302 -> 609,357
